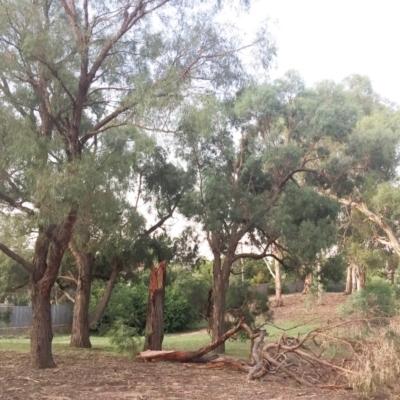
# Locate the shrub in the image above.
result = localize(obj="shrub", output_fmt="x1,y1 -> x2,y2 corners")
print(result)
226,279 -> 271,331
93,276 -> 208,334
340,280 -> 399,319
164,286 -> 197,332
107,318 -> 143,359
346,319 -> 400,397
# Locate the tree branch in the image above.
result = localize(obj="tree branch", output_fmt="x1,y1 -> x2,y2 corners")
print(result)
144,204 -> 178,236
0,191 -> 35,216
0,243 -> 34,273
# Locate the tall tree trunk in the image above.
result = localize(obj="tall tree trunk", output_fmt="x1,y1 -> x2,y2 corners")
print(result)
344,266 -> 352,295
30,207 -> 77,368
316,263 -> 323,305
302,273 -> 313,295
212,256 -> 230,353
389,269 -> 395,285
274,258 -> 283,307
89,258 -> 122,329
351,266 -> 357,293
144,261 -> 167,351
358,266 -> 366,290
70,248 -> 93,348
31,280 -> 55,368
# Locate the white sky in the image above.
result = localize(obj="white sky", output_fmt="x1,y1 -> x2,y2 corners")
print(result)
240,0 -> 400,104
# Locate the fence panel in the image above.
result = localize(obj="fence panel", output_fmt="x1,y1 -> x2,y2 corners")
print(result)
0,305 -> 73,328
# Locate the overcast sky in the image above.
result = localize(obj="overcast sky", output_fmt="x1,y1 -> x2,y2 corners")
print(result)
239,0 -> 400,104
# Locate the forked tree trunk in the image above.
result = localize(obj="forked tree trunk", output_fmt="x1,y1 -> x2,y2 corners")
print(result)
344,266 -> 352,295
144,260 -> 167,351
31,280 -> 55,368
70,249 -> 93,348
212,256 -> 230,353
30,207 -> 77,368
89,258 -> 122,329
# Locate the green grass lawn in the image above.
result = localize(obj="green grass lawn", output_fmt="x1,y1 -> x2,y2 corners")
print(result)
0,319 -> 322,359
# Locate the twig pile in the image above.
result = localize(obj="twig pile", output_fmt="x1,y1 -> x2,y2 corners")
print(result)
139,317 -> 400,395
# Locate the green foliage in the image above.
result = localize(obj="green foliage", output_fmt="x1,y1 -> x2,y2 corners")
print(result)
340,280 -> 400,318
170,270 -> 211,324
320,254 -> 346,284
0,309 -> 11,326
164,287 -> 197,333
107,318 -> 143,359
100,283 -> 148,334
94,271 -> 210,334
226,279 -> 271,329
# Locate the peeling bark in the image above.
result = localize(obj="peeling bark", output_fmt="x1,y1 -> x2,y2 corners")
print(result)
302,273 -> 313,295
143,260 -> 167,351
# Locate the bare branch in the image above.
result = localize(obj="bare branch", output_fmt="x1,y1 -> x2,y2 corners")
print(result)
0,191 -> 35,216
144,204 -> 178,236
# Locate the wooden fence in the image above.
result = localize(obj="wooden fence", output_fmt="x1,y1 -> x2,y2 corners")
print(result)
0,305 -> 73,329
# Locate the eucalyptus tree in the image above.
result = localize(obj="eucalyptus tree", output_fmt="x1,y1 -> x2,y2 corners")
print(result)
176,73 -> 368,351
64,144 -> 194,348
325,78 -> 400,271
0,0 -> 260,368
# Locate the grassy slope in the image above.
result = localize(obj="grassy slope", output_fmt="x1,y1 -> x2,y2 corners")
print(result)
0,318 -> 322,359
1,293 -> 348,358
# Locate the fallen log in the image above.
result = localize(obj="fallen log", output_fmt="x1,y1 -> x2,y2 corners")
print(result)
138,318 -> 245,362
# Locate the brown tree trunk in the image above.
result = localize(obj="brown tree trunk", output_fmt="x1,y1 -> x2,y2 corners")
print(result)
31,280 -> 55,368
212,256 -> 230,353
358,266 -> 366,290
30,207 -> 77,368
144,260 -> 167,351
70,249 -> 93,348
89,258 -> 122,329
344,266 -> 352,295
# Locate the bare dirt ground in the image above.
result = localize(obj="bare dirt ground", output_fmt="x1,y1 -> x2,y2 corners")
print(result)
0,294 -> 376,400
271,292 -> 349,322
0,350 -> 361,400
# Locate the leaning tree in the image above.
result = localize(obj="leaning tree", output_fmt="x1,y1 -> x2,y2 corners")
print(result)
0,0 -> 260,368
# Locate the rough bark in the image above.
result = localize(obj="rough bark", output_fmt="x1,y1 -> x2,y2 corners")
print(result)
70,245 -> 93,348
30,280 -> 55,368
89,258 -> 122,329
30,207 -> 78,368
143,260 -> 167,351
344,266 -> 352,295
212,256 -> 230,353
